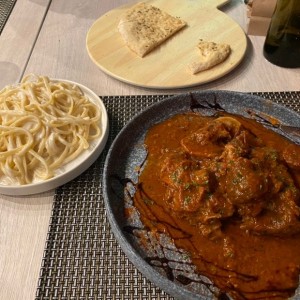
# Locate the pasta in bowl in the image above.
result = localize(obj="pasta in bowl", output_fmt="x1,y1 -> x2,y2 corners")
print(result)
0,75 -> 108,195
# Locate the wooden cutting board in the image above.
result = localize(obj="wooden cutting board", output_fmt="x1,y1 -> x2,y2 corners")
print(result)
86,0 -> 247,89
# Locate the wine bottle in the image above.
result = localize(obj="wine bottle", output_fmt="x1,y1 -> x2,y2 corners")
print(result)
263,0 -> 300,68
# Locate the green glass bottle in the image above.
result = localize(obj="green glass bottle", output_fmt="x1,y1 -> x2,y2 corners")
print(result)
263,0 -> 300,68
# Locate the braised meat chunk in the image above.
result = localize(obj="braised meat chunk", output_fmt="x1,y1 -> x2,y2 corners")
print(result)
223,145 -> 300,236
159,115 -> 300,238
159,152 -> 234,237
283,144 -> 300,170
181,117 -> 241,158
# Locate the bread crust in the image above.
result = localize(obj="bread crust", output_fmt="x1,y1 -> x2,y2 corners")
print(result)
189,41 -> 231,74
118,2 -> 186,57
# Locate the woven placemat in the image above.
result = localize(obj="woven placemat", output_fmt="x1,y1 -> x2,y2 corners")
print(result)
35,92 -> 300,300
0,0 -> 16,35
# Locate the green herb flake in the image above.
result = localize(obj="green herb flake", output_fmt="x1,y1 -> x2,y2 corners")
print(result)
184,196 -> 192,204
143,197 -> 154,206
184,183 -> 191,190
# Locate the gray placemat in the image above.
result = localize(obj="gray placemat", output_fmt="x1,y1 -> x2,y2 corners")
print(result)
0,0 -> 16,35
35,92 -> 300,300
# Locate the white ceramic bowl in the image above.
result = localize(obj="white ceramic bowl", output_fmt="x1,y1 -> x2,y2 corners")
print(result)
0,79 -> 109,196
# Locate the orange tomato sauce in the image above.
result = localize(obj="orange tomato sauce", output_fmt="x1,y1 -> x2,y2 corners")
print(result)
133,112 -> 300,299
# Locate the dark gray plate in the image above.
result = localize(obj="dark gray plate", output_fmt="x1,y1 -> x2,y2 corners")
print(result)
102,91 -> 300,299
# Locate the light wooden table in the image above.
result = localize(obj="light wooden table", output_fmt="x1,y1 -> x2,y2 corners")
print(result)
0,0 -> 299,299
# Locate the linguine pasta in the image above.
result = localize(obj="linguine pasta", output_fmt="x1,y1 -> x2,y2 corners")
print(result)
0,74 -> 101,185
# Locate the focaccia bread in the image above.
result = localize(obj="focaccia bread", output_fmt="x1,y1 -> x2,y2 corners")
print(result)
189,40 -> 231,74
118,2 -> 187,57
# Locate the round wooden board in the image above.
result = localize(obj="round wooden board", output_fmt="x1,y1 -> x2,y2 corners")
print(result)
86,0 -> 247,89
